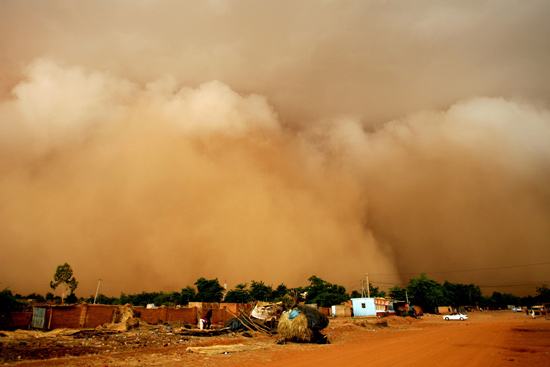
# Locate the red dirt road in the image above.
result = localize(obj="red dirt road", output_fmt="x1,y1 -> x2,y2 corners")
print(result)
253,313 -> 550,367
7,311 -> 550,367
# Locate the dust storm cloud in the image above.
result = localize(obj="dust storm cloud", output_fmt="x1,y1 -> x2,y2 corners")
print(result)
0,1 -> 549,295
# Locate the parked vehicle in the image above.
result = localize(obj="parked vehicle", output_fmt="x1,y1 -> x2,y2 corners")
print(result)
443,313 -> 468,321
511,306 -> 522,312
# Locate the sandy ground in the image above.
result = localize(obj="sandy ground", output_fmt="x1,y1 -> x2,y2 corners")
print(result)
1,311 -> 549,366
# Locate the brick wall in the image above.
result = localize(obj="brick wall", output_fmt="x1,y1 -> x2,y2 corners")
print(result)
23,304 -> 231,330
137,307 -> 166,324
210,308 -> 231,326
7,311 -> 32,329
166,308 -> 197,324
48,306 -> 82,329
137,307 -> 198,325
83,305 -> 116,328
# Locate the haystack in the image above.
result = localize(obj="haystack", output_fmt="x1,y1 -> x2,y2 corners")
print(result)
278,311 -> 312,342
277,305 -> 328,343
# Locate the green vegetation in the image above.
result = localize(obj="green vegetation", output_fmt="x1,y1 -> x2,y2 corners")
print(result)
224,283 -> 252,303
50,263 -> 78,303
0,289 -> 25,328
4,262 -> 549,310
305,275 -> 349,307
194,277 -> 225,302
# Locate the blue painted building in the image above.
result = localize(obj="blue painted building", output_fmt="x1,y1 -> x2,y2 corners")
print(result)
351,297 -> 376,317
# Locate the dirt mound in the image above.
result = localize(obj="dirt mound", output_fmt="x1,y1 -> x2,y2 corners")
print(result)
385,316 -> 417,326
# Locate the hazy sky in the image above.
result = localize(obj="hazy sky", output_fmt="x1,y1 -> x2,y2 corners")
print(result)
1,0 -> 549,296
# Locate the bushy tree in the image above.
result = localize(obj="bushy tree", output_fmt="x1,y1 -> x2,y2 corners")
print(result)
249,281 -> 273,301
407,274 -> 445,313
305,275 -> 349,307
536,285 -> 550,303
224,283 -> 252,303
482,291 -> 520,309
350,290 -> 362,298
350,283 -> 386,298
85,294 -> 118,305
0,289 -> 24,328
23,293 -> 46,303
194,278 -> 224,302
154,291 -> 181,306
50,263 -> 78,303
180,286 -> 196,305
389,286 -> 408,301
368,283 -> 386,297
272,283 -> 288,300
442,281 -> 482,307
65,292 -> 78,304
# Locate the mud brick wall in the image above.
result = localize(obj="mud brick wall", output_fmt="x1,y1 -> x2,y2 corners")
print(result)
48,306 -> 82,329
137,307 -> 198,325
210,308 -> 231,326
219,303 -> 252,316
7,311 -> 32,329
82,305 -> 117,328
166,308 -> 197,324
137,307 -> 167,324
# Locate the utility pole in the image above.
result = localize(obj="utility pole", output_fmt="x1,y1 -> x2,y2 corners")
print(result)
93,279 -> 102,304
405,289 -> 409,304
366,273 -> 370,298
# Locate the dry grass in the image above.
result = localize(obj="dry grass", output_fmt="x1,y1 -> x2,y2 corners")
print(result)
277,311 -> 313,342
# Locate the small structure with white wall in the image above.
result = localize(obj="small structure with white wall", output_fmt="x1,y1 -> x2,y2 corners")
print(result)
331,304 -> 352,317
351,298 -> 376,317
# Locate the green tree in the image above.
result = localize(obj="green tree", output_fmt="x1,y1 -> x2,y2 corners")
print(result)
536,285 -> 550,303
368,283 -> 386,297
224,283 -> 252,303
153,291 -> 181,306
350,284 -> 386,298
194,277 -> 224,302
272,283 -> 288,300
389,286 -> 408,301
249,281 -> 273,301
442,281 -> 482,307
0,289 -> 25,328
484,291 -> 519,309
350,290 -> 361,298
305,275 -> 349,307
23,293 -> 46,303
407,274 -> 445,313
65,292 -> 78,304
50,263 -> 78,303
180,286 -> 196,305
85,293 -> 117,305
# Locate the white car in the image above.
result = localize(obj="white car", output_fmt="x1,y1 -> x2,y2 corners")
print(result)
443,313 -> 468,321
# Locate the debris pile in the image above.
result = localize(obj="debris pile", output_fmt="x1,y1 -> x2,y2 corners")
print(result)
102,304 -> 140,331
225,310 -> 274,335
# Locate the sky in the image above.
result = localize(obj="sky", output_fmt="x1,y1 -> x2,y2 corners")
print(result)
0,0 -> 549,297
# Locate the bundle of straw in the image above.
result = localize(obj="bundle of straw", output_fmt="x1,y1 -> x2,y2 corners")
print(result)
277,310 -> 313,342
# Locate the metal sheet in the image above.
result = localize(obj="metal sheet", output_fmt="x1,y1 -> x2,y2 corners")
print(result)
31,307 -> 46,329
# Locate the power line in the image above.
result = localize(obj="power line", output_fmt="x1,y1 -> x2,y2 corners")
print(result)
367,261 -> 550,277
477,282 -> 550,288
369,280 -> 549,288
